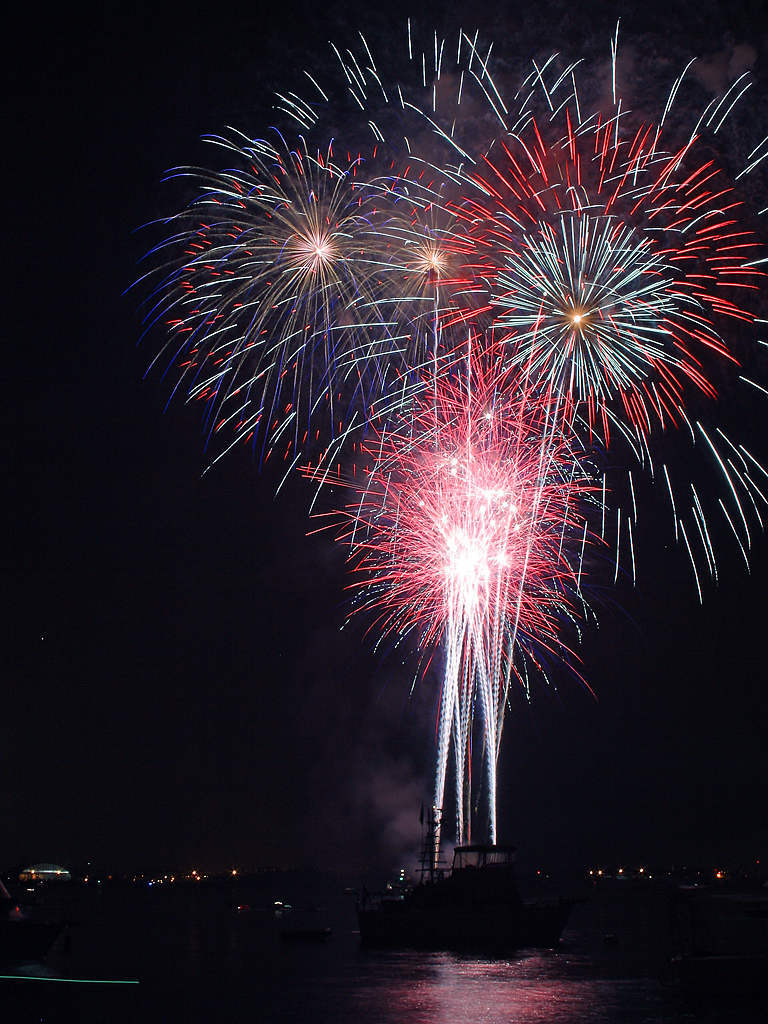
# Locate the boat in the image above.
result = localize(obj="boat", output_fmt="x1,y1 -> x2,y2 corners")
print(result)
279,926 -> 332,943
664,885 -> 768,996
0,877 -> 65,964
666,952 -> 768,994
357,824 -> 574,950
273,899 -> 333,943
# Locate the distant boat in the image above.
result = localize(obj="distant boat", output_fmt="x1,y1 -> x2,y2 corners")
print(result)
357,842 -> 573,950
665,885 -> 768,996
0,877 -> 64,964
275,900 -> 332,943
279,926 -> 332,943
666,952 -> 768,994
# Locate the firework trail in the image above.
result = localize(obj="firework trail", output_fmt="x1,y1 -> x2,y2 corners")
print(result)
312,338 -> 598,848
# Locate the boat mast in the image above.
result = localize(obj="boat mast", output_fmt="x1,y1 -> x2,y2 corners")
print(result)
418,805 -> 446,879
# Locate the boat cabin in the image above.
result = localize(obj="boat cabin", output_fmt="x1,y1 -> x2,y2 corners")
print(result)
452,845 -> 518,871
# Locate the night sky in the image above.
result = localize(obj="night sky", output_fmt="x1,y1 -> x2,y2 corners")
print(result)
6,0 -> 768,878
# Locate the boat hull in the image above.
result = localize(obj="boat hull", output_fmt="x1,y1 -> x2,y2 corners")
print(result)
0,919 -> 64,963
358,897 -> 573,950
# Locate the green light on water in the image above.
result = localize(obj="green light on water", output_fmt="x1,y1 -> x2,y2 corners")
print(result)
0,974 -> 139,985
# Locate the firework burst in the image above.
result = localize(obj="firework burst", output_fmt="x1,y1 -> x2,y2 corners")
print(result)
451,109 -> 763,443
141,21 -> 768,852
319,339 -> 598,845
140,131 -> 422,466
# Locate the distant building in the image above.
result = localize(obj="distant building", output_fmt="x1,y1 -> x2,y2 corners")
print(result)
18,863 -> 71,882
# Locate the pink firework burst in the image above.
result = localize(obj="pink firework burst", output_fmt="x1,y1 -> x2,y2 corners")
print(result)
318,337 -> 598,843
343,345 -> 593,647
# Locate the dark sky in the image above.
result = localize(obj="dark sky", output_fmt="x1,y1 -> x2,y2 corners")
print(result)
5,0 -> 768,878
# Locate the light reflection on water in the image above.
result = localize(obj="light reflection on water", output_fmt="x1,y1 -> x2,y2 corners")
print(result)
287,940 -> 762,1024
6,892 -> 764,1023
334,950 -> 667,1024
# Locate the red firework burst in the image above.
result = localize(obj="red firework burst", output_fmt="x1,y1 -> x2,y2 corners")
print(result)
442,111 -> 763,440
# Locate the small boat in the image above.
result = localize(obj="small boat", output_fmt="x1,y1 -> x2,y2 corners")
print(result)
665,886 -> 768,996
666,952 -> 768,994
0,878 -> 65,964
357,839 -> 573,950
279,926 -> 332,943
